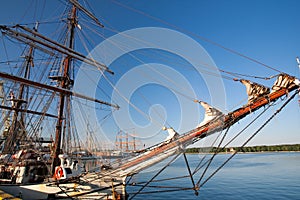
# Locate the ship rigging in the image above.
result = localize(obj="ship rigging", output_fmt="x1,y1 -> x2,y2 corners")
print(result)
0,1 -> 299,199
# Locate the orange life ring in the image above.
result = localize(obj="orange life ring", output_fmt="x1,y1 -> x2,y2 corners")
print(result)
54,166 -> 64,179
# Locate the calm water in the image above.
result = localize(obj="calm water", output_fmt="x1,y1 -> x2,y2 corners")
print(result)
126,152 -> 300,200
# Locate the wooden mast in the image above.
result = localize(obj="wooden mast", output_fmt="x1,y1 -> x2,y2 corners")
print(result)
2,46 -> 33,154
51,4 -> 77,173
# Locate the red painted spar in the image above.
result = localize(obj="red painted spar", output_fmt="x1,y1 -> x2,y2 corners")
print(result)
110,74 -> 299,176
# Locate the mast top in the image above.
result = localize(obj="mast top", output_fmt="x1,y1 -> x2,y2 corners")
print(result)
69,0 -> 104,28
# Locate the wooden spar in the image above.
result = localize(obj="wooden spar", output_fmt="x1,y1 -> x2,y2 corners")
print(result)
0,71 -> 119,109
0,105 -> 57,118
0,25 -> 114,75
112,83 -> 299,175
51,4 -> 77,173
16,25 -> 110,73
2,46 -> 35,154
69,0 -> 104,27
184,84 -> 299,141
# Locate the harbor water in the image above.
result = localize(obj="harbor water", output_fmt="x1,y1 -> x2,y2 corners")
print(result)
126,152 -> 300,200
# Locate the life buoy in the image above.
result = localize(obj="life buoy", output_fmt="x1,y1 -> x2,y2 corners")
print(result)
54,166 -> 64,179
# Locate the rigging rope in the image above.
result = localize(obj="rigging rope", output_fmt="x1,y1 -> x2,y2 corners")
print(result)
196,127 -> 230,185
91,27 -> 196,100
192,101 -> 273,177
110,0 -> 283,74
129,154 -> 181,200
80,10 -> 280,120
80,11 -> 280,120
128,187 -> 195,195
129,174 -> 191,185
191,126 -> 230,175
198,90 -> 299,188
137,91 -> 172,128
219,69 -> 278,80
82,17 -> 202,102
1,34 -> 13,73
183,152 -> 199,195
73,32 -> 171,129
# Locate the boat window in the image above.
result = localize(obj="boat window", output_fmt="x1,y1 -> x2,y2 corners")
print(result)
65,168 -> 72,174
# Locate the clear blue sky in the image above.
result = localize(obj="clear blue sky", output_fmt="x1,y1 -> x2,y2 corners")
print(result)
0,0 -> 299,147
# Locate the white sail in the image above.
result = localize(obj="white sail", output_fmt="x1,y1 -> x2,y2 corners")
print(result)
197,101 -> 223,128
162,127 -> 179,142
240,79 -> 270,104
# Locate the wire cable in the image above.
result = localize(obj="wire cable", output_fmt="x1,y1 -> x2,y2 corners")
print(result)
110,0 -> 283,74
199,90 -> 298,188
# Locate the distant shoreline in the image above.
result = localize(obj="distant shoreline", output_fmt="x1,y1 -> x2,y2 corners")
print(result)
186,151 -> 300,155
185,144 -> 300,154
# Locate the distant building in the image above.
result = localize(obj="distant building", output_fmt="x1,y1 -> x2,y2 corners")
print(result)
229,147 -> 236,153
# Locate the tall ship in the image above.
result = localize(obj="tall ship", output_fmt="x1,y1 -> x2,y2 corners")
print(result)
0,1 -> 299,199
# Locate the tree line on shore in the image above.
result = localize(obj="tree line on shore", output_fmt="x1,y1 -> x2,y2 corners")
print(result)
186,144 -> 300,153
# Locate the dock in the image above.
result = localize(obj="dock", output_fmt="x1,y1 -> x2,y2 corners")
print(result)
0,189 -> 21,200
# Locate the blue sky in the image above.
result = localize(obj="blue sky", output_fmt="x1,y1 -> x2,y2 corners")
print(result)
0,0 -> 299,147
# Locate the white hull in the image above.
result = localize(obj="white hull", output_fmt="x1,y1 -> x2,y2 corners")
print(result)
0,173 -> 127,199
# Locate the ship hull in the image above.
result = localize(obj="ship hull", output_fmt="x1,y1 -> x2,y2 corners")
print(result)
0,173 -> 127,199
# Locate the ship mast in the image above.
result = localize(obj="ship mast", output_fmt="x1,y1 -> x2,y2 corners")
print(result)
51,4 -> 77,173
0,0 -> 118,173
2,46 -> 34,154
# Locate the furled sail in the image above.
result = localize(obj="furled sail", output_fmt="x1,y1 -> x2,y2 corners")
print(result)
196,101 -> 223,128
162,126 -> 179,142
271,74 -> 299,93
240,79 -> 270,104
